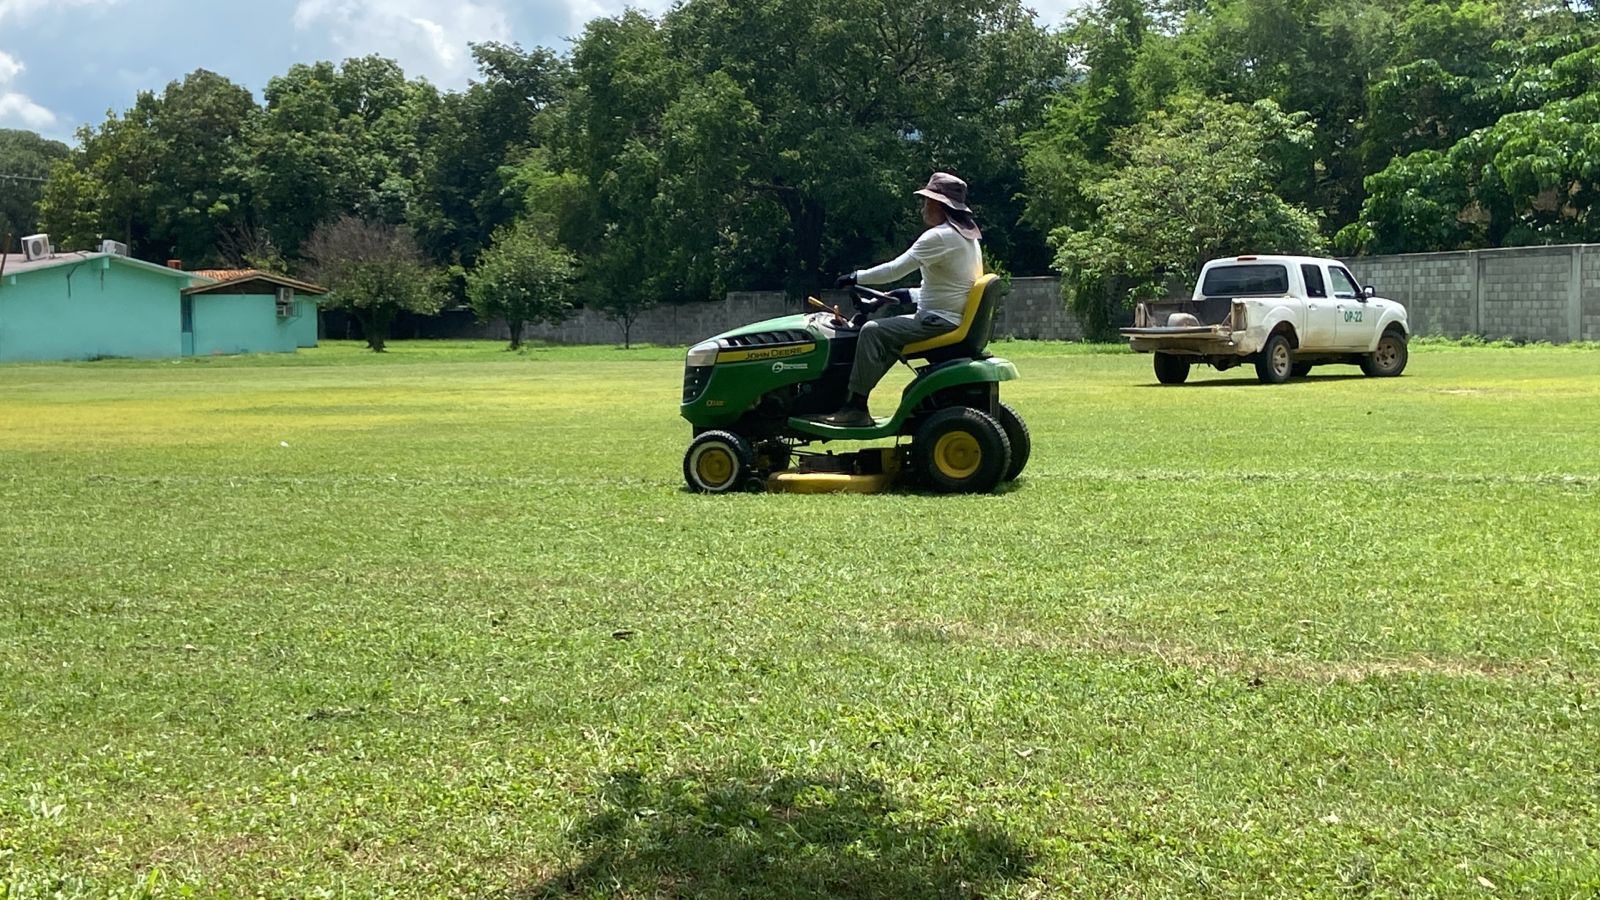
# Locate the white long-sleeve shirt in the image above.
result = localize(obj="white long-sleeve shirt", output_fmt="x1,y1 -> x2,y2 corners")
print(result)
853,224 -> 982,325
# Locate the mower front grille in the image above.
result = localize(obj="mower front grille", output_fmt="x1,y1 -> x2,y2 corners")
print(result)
720,329 -> 811,349
682,365 -> 712,403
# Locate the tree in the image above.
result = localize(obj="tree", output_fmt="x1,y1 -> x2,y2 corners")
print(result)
466,221 -> 575,350
33,159 -> 103,250
304,217 -> 441,352
1050,97 -> 1326,338
0,129 -> 68,243
559,0 -> 1062,308
251,57 -> 440,257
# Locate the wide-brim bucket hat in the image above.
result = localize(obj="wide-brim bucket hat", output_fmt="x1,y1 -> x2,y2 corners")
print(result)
914,172 -> 981,241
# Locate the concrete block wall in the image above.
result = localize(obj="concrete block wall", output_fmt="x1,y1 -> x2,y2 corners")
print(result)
1583,247 -> 1599,342
448,244 -> 1600,347
1479,247 -> 1573,343
1342,252 -> 1476,337
992,277 -> 1084,341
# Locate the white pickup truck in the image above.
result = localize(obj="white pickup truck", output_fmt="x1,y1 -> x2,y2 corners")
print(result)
1121,255 -> 1410,384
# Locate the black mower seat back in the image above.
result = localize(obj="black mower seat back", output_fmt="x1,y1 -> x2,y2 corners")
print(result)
902,273 -> 1004,365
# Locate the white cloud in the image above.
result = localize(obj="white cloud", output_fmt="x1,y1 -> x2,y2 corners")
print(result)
0,49 -> 57,129
292,0 -> 514,85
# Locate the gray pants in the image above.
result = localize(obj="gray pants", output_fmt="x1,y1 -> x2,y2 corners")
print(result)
848,311 -> 957,396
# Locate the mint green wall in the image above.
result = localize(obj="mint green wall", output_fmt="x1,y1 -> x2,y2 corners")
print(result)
0,259 -> 183,362
192,294 -> 277,355
192,294 -> 320,355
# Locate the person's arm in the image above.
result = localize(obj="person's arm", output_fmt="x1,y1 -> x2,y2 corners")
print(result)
851,229 -> 950,285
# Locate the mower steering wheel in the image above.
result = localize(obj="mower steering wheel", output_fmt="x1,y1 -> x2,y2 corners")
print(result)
849,284 -> 897,313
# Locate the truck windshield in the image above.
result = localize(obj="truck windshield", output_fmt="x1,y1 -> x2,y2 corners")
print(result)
1202,264 -> 1289,297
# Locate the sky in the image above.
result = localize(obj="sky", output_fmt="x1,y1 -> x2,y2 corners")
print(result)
0,0 -> 1089,143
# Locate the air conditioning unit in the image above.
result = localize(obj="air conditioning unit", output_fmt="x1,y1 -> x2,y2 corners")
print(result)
275,287 -> 296,317
98,240 -> 129,257
22,234 -> 51,261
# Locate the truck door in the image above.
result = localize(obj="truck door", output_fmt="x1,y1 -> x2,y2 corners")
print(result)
1329,266 -> 1372,348
1300,264 -> 1336,349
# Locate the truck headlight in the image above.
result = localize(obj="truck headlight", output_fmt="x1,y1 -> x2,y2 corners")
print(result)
686,340 -> 719,367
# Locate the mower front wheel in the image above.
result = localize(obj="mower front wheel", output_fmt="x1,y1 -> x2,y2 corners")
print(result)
684,430 -> 752,494
913,407 -> 1012,494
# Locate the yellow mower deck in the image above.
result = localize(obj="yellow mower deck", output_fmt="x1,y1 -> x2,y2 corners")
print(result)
765,471 -> 897,494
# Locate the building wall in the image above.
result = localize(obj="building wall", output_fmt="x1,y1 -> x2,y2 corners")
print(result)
190,294 -> 318,355
0,259 -> 182,362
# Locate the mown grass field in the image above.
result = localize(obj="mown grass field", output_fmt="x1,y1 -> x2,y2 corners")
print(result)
2,340 -> 1599,898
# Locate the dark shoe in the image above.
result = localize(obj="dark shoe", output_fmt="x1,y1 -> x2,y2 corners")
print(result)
813,408 -> 875,428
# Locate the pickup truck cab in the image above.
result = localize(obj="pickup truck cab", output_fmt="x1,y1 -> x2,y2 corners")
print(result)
1120,255 -> 1410,384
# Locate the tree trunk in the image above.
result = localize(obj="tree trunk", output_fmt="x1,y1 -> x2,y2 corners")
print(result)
360,309 -> 391,352
621,315 -> 632,350
777,189 -> 826,298
508,319 -> 524,350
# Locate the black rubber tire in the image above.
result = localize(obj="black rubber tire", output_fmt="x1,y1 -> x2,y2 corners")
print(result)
1291,362 -> 1314,378
683,430 -> 752,493
1153,353 -> 1191,385
1255,333 -> 1294,384
913,407 -> 1012,494
995,403 -> 1031,481
1361,329 -> 1408,377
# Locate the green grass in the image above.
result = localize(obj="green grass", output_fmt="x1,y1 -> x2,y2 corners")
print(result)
3,340 -> 1598,898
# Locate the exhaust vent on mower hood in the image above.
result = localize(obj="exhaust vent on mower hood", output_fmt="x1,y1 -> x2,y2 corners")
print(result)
720,329 -> 812,349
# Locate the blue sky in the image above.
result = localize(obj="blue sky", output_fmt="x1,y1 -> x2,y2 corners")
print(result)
0,0 -> 1088,143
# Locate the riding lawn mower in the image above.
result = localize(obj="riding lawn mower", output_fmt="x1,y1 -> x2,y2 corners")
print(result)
679,273 -> 1029,494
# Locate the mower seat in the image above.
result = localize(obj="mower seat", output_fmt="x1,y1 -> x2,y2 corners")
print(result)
902,273 -> 1003,365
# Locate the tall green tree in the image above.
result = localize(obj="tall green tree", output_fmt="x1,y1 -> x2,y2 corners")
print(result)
466,220 -> 575,350
558,0 -> 1061,308
304,216 -> 442,352
0,129 -> 67,244
411,43 -> 568,269
252,57 -> 440,256
1051,97 -> 1325,337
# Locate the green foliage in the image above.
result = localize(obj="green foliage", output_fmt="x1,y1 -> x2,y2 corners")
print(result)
0,129 -> 67,243
1050,97 -> 1324,338
33,158 -> 104,250
558,0 -> 1062,305
304,216 -> 442,351
466,221 -> 576,349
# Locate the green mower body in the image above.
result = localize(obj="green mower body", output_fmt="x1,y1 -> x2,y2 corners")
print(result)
679,275 -> 1029,494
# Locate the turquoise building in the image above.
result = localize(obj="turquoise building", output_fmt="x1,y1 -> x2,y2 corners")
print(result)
0,250 -> 323,363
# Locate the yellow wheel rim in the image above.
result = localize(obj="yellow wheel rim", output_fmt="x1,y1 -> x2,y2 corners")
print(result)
695,447 -> 736,487
933,431 -> 982,480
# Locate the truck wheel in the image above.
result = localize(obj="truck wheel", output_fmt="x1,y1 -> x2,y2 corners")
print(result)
1291,362 -> 1314,378
1255,333 -> 1294,384
914,407 -> 1011,494
1361,329 -> 1408,377
684,430 -> 752,493
1153,353 -> 1191,385
995,403 -> 1031,481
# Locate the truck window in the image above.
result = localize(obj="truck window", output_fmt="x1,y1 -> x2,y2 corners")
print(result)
1329,267 -> 1360,299
1201,264 -> 1289,298
1301,265 -> 1327,298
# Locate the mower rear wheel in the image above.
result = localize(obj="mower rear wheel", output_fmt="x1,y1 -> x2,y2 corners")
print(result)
684,430 -> 752,494
995,403 -> 1031,481
914,407 -> 1012,494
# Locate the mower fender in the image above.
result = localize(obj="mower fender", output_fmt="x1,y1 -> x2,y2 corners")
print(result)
786,357 -> 1018,441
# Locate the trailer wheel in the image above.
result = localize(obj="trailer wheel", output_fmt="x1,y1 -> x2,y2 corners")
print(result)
1255,333 -> 1294,384
684,431 -> 752,493
995,403 -> 1031,481
914,407 -> 1011,494
1153,353 -> 1191,385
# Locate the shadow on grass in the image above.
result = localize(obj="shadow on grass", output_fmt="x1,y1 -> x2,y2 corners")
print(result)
524,768 -> 1035,899
1138,373 -> 1373,388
